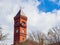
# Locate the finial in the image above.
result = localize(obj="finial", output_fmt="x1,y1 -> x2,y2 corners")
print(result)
20,7 -> 25,16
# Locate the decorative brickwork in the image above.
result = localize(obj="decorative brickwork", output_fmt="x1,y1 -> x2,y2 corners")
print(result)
14,9 -> 27,45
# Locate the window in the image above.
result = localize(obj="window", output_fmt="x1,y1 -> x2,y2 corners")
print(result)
23,38 -> 24,40
22,30 -> 24,33
16,30 -> 18,33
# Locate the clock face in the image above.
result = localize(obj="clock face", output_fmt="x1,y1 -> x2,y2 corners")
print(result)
15,22 -> 20,27
22,22 -> 25,25
21,21 -> 26,27
16,22 -> 20,25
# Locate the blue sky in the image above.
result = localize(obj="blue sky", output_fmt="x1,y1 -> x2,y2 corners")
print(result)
38,0 -> 60,12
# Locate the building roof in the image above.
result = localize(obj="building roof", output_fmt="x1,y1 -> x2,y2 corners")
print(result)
16,9 -> 25,16
14,9 -> 27,20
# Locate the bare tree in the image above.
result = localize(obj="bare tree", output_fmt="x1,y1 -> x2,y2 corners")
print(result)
0,27 -> 8,41
47,26 -> 60,45
28,31 -> 44,45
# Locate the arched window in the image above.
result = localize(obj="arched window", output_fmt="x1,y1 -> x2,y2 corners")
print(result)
16,30 -> 18,33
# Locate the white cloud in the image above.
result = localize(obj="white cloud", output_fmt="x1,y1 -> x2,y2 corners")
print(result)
50,0 -> 57,2
57,0 -> 60,6
50,0 -> 60,6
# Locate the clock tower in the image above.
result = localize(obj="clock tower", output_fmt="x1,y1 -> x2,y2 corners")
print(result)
14,9 -> 27,45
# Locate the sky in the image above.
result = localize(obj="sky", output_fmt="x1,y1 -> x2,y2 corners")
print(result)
0,0 -> 60,45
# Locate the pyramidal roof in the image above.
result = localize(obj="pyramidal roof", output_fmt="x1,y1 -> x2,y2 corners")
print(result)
14,9 -> 27,20
20,9 -> 27,20
16,9 -> 25,16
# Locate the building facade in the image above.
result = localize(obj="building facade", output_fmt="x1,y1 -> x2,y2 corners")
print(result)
14,9 -> 27,45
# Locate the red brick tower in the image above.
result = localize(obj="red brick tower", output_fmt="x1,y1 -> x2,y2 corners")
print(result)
14,9 -> 27,45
